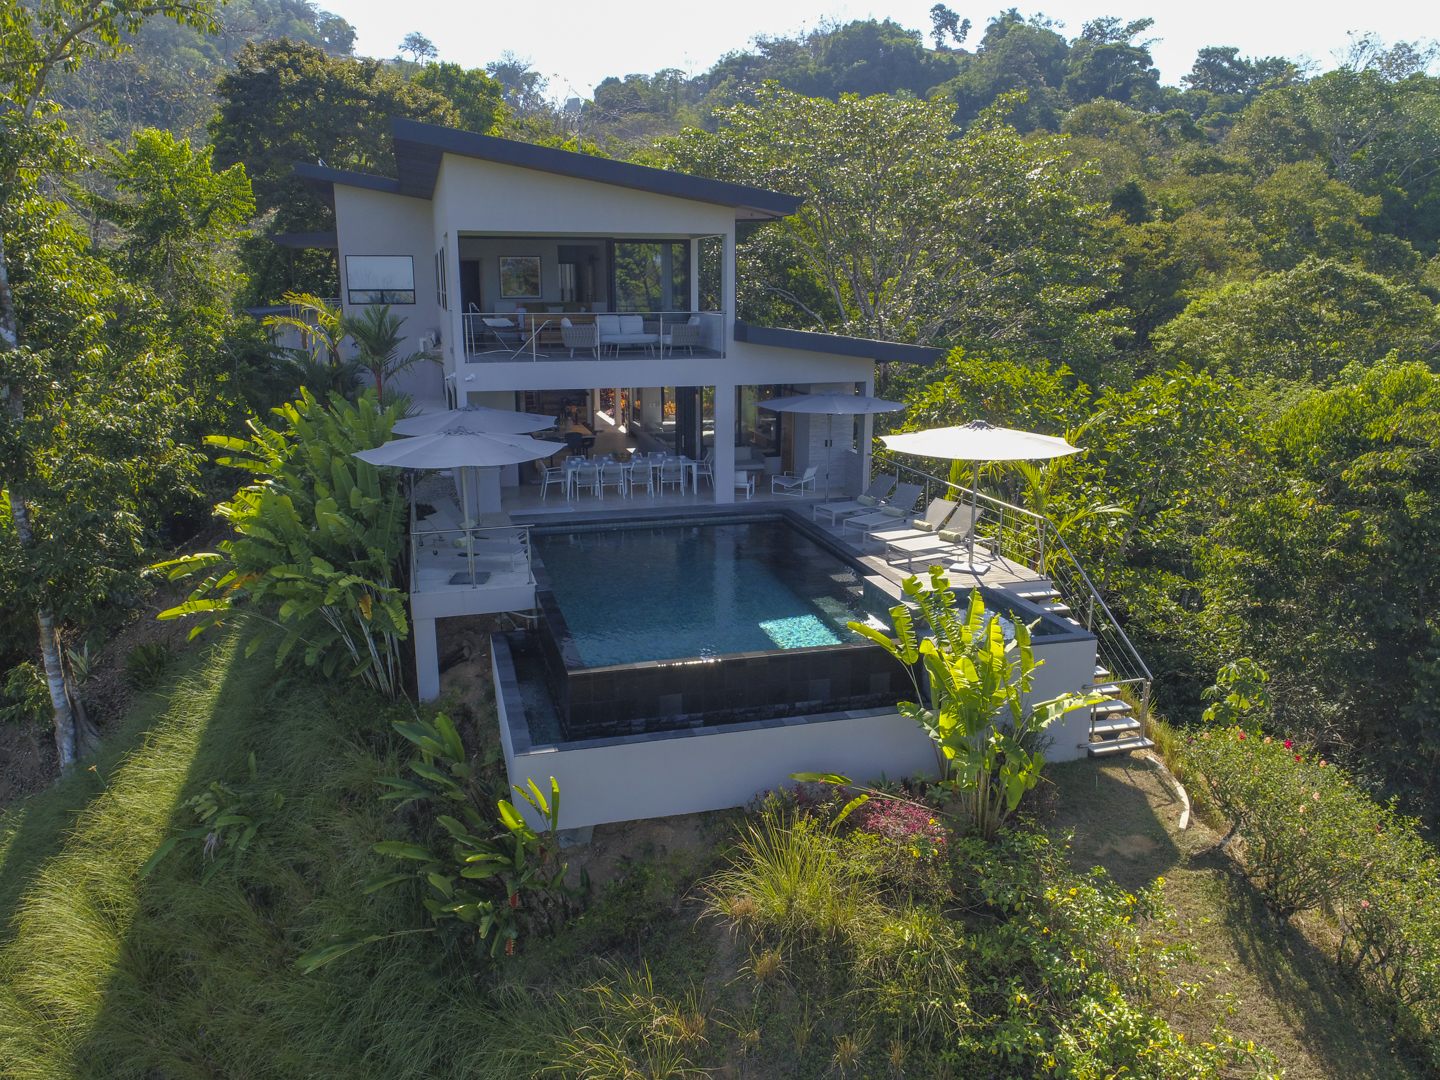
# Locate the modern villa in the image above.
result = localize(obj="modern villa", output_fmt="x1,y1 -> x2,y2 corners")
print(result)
283,118 -> 1154,831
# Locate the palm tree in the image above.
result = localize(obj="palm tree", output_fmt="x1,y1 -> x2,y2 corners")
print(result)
263,292 -> 362,398
338,305 -> 440,406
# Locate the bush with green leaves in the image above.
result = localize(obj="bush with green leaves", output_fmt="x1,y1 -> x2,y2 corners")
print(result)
138,752 -> 284,884
155,388 -> 410,697
707,797 -> 1277,1078
1180,726 -> 1440,1065
0,662 -> 48,724
122,641 -> 173,690
297,713 -> 585,970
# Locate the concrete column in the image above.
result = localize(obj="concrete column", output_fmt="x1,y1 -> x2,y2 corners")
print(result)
415,617 -> 440,701
689,239 -> 700,312
722,228 -> 736,349
713,382 -> 736,503
861,373 -> 875,496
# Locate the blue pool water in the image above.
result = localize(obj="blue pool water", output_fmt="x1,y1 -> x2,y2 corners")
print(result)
533,519 -> 891,668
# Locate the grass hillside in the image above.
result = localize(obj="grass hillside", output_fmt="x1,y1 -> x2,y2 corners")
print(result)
0,635 -> 1429,1078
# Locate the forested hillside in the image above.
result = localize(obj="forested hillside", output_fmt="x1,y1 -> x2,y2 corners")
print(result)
1,3 -> 1438,828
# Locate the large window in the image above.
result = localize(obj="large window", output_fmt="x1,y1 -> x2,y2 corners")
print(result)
346,255 -> 415,305
611,241 -> 691,312
737,385 -> 793,458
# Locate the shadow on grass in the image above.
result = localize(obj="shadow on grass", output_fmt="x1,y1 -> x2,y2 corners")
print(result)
1042,756 -> 1184,893
1205,857 -> 1419,1080
0,659 -> 203,944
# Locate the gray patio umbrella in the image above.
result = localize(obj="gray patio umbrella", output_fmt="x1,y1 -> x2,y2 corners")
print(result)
759,392 -> 908,498
879,420 -> 1082,573
354,429 -> 564,561
391,403 -> 556,437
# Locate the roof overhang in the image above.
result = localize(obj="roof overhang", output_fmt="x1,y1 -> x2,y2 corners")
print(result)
295,119 -> 801,221
294,162 -> 406,209
733,322 -> 945,365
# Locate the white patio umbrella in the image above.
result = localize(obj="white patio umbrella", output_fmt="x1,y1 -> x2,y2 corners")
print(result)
354,429 -> 564,563
880,420 -> 1082,572
391,403 -> 556,437
759,392 -> 908,498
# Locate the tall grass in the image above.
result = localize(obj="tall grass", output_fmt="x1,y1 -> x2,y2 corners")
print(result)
0,633 -> 566,1080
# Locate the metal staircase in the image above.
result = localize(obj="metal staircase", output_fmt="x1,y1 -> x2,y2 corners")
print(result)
873,453 -> 1155,757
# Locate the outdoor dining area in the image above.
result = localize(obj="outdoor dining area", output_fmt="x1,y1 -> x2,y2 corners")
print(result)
545,451 -> 709,500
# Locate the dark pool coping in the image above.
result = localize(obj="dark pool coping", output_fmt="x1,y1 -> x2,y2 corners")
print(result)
494,632 -> 904,756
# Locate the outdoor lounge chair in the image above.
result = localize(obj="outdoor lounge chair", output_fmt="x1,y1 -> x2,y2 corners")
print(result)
862,497 -> 959,544
838,483 -> 924,537
771,465 -> 820,497
884,517 -> 986,571
813,475 -> 898,526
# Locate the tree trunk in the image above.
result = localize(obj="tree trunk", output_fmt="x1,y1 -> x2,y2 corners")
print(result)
36,610 -> 78,769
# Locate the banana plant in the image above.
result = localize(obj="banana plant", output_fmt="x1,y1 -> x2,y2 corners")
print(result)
152,388 -> 410,697
848,568 -> 1104,840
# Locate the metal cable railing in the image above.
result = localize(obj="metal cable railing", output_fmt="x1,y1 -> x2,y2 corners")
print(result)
872,451 -> 1153,738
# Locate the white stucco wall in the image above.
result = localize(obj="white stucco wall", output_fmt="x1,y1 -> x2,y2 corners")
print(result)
332,185 -> 447,405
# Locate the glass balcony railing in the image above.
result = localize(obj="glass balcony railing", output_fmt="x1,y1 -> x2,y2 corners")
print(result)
461,310 -> 726,361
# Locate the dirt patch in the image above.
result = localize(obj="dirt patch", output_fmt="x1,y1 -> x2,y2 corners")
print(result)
564,813 -> 708,891
1096,833 -> 1159,859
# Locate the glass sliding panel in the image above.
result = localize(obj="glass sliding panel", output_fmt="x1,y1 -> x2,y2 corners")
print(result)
612,242 -> 663,312
698,236 -> 723,311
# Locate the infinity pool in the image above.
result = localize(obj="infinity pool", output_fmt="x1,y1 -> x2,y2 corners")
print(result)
533,519 -> 892,668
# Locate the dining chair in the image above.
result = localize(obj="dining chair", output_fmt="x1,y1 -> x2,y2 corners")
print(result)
695,448 -> 714,489
628,459 -> 654,497
599,463 -> 626,500
734,470 -> 755,500
541,466 -> 567,501
659,459 -> 684,495
573,463 -> 600,498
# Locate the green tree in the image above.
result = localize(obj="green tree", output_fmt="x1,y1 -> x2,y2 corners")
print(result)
210,39 -> 455,303
1152,257 -> 1439,383
0,0 -> 221,769
1195,359 -> 1440,817
85,129 -> 254,310
411,61 -> 505,134
658,88 -> 1123,378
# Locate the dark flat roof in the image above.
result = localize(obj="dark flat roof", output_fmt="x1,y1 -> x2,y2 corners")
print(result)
294,162 -> 404,209
293,121 -> 802,220
733,321 -> 944,365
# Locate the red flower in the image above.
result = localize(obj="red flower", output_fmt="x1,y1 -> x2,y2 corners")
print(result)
1238,732 -> 1246,740
1283,739 -> 1293,750
1296,755 -> 1302,762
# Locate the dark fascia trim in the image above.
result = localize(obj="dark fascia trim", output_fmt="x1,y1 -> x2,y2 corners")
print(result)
266,231 -> 338,250
733,321 -> 945,365
293,162 -> 405,209
390,118 -> 802,219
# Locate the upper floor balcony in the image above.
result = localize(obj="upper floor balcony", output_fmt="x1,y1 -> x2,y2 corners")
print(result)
462,309 -> 727,361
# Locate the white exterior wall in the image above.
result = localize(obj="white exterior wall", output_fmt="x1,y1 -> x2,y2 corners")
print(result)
332,186 -> 447,405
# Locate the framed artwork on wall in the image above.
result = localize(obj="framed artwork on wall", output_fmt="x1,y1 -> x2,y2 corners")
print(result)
499,256 -> 542,298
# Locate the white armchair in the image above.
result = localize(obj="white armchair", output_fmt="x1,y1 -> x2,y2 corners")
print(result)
771,465 -> 819,497
559,317 -> 599,358
734,469 -> 755,500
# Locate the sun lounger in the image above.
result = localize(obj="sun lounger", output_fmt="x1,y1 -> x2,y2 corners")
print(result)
812,475 -> 898,525
838,483 -> 924,537
884,520 -> 984,571
861,497 -> 960,544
